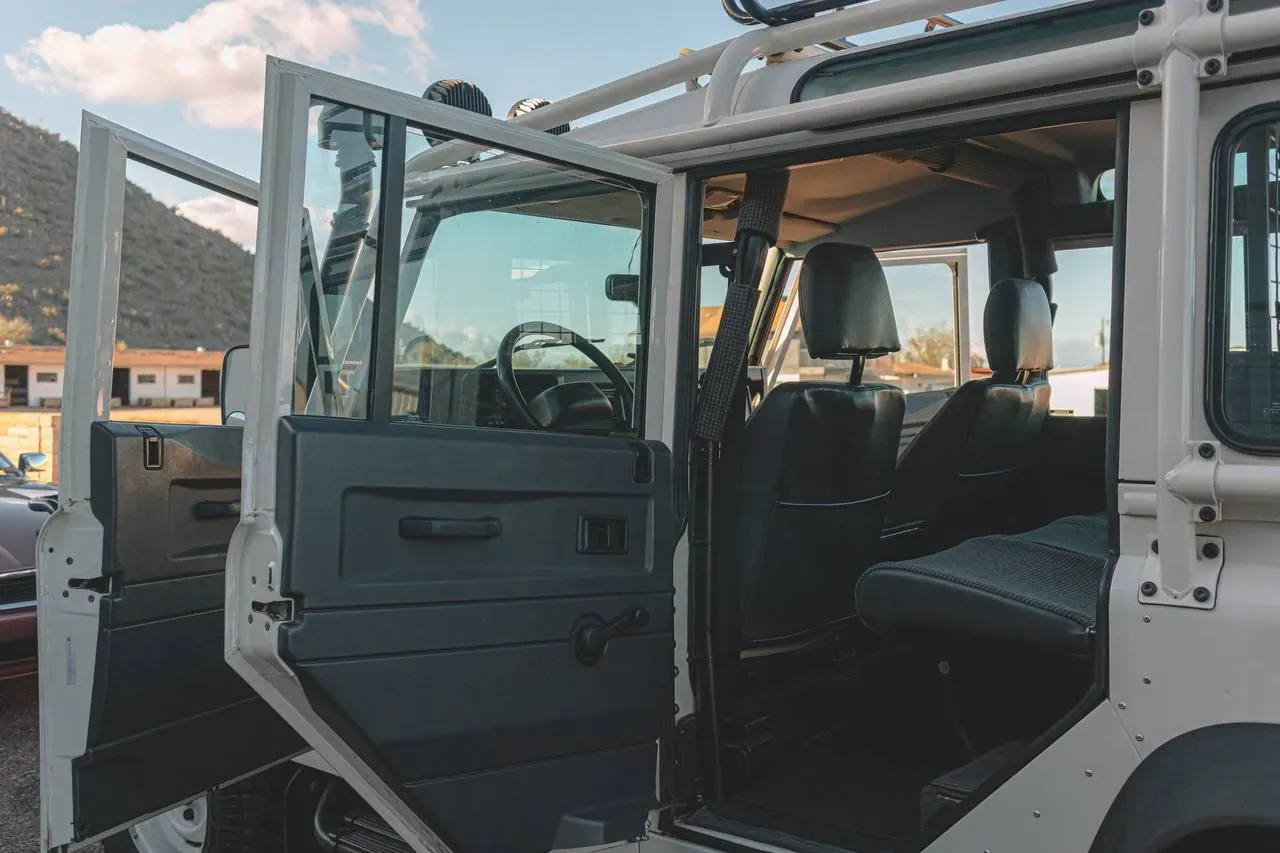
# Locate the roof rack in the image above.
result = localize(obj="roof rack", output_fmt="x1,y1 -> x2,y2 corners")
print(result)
404,0 -> 999,180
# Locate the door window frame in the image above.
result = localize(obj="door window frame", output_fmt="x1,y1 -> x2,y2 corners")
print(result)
760,246 -> 971,392
241,58 -> 679,522
60,113 -> 257,504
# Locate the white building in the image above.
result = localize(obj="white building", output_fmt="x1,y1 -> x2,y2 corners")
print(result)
0,344 -> 225,408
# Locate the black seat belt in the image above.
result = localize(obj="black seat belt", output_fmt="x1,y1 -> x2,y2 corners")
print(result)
688,171 -> 789,802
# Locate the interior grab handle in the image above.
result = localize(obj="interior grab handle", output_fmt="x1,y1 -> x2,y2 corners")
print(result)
399,516 -> 502,540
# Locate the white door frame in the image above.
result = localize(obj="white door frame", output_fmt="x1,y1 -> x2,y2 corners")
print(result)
224,57 -> 682,853
39,112 -> 256,851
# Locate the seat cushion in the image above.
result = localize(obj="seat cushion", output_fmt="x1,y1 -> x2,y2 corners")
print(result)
855,515 -> 1108,654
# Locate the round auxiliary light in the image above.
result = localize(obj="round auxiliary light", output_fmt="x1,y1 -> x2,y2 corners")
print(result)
507,98 -> 571,136
422,79 -> 493,117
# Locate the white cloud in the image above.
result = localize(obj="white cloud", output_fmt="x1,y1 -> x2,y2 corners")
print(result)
178,194 -> 260,249
4,0 -> 430,130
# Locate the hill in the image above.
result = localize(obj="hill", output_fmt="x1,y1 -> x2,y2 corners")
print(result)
0,108 -> 253,349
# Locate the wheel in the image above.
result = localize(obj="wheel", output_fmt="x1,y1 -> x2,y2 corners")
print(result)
102,767 -> 290,853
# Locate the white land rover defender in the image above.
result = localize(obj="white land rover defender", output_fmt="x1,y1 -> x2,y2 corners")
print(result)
34,0 -> 1280,851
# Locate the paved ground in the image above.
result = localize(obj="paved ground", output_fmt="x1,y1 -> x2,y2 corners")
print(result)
0,675 -> 102,853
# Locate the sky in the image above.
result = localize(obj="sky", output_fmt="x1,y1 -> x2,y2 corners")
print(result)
0,0 -> 1113,365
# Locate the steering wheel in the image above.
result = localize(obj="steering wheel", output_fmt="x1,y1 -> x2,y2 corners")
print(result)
496,321 -> 634,431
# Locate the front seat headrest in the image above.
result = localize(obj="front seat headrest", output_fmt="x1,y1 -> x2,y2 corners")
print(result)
984,278 -> 1054,377
799,243 -> 901,360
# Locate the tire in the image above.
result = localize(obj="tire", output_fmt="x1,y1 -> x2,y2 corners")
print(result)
102,766 -> 291,853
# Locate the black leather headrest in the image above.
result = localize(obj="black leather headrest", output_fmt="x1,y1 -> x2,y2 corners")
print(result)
799,243 -> 901,360
984,279 -> 1053,375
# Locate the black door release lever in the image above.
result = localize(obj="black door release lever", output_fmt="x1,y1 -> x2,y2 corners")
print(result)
572,606 -> 650,666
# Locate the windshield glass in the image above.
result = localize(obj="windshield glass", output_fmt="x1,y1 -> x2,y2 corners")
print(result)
398,208 -> 644,371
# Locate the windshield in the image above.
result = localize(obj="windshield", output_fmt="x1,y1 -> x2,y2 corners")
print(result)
398,208 -> 644,370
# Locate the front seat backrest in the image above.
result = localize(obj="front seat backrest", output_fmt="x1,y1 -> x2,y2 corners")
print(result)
736,243 -> 907,648
885,278 -> 1053,551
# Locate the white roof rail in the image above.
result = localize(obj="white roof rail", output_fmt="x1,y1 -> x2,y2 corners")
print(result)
701,0 -> 1002,126
405,0 -> 997,180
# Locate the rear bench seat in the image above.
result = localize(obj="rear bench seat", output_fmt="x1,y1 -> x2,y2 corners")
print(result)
855,514 -> 1109,654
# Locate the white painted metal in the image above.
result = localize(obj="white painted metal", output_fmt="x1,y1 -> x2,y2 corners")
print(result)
227,57 -> 682,853
647,177 -> 697,723
922,703 -> 1141,852
1146,0 -> 1212,607
701,0 -> 1003,126
40,112 -> 259,852
127,798 -> 209,853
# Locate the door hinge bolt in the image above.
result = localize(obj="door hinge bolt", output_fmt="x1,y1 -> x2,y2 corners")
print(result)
1139,8 -> 1155,24
1201,542 -> 1220,559
1199,506 -> 1217,522
1150,539 -> 1159,554
1207,0 -> 1223,11
1141,581 -> 1158,597
1193,586 -> 1212,603
1204,58 -> 1222,76
1198,442 -> 1216,459
1137,69 -> 1155,86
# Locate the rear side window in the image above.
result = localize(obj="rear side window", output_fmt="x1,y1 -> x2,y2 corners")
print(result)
1207,107 -> 1280,452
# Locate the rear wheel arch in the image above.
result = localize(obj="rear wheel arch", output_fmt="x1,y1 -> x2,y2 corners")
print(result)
1090,723 -> 1280,853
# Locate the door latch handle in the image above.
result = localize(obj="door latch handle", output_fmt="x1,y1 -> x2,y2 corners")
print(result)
572,606 -> 650,666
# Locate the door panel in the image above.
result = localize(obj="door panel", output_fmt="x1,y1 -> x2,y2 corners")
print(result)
274,418 -> 675,852
39,113 -> 295,848
74,422 -> 303,840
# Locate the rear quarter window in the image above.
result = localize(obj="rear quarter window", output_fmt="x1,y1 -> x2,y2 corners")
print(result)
1206,105 -> 1280,453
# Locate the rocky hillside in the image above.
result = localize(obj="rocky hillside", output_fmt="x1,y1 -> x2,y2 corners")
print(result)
0,108 -> 252,348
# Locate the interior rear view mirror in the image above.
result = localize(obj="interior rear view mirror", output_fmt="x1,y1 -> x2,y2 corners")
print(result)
605,274 -> 640,306
221,345 -> 250,426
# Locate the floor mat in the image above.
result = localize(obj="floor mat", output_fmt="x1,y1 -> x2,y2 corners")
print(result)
695,719 -> 954,852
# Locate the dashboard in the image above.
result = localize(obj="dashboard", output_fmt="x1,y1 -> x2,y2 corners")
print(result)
392,366 -> 631,429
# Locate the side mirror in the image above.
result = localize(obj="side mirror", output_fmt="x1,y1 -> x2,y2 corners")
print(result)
18,452 -> 48,474
221,345 -> 250,426
605,274 -> 640,306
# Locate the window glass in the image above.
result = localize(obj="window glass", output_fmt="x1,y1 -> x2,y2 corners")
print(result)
1044,246 -> 1112,416
771,260 -> 958,392
294,102 -> 654,437
294,101 -> 387,419
698,263 -> 728,369
1210,115 -> 1280,447
964,243 -> 1112,417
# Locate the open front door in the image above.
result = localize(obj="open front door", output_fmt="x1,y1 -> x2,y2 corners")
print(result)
38,114 -> 304,851
227,59 -> 685,853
